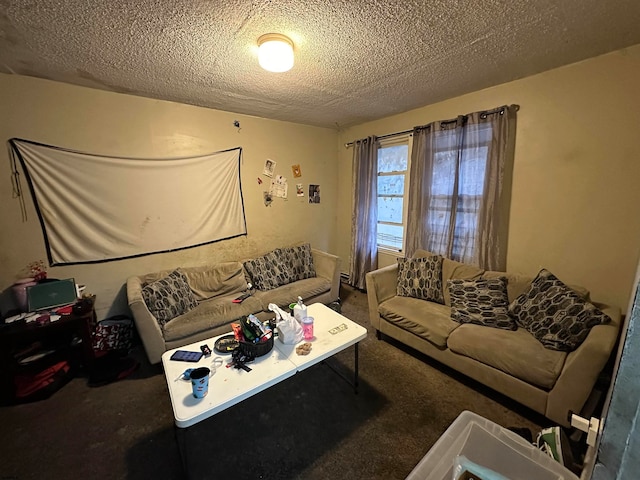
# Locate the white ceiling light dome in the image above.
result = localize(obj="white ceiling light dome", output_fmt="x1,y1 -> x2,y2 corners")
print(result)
258,33 -> 294,73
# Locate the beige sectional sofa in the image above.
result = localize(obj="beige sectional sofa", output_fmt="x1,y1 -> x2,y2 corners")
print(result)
365,250 -> 621,426
127,246 -> 340,364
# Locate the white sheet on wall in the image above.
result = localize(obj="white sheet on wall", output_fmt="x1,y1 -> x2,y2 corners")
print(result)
10,139 -> 246,265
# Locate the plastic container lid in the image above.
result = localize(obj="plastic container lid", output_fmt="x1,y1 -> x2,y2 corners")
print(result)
405,411 -> 578,480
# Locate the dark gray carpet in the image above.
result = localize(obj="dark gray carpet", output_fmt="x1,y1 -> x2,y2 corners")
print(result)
0,284 -> 548,479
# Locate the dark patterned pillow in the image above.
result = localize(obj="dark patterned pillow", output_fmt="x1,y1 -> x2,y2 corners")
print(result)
269,248 -> 296,285
509,269 -> 611,351
142,270 -> 198,327
396,255 -> 444,304
277,243 -> 316,283
448,278 -> 515,330
243,251 -> 289,290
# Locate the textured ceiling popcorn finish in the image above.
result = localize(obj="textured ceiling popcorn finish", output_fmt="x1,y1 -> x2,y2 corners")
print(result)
1,0 -> 639,128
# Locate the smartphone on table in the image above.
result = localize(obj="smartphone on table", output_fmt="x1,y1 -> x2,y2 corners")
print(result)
170,350 -> 204,362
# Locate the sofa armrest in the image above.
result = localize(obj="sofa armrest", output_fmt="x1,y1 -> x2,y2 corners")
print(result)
546,304 -> 621,425
312,248 -> 341,303
126,275 -> 167,365
365,264 -> 398,331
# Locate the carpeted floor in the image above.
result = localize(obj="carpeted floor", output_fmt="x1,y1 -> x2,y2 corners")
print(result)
0,284 -> 551,479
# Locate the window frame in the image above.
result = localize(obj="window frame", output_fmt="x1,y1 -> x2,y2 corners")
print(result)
376,135 -> 412,254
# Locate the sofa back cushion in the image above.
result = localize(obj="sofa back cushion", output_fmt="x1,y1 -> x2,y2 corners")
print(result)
411,249 -> 484,306
482,271 -> 534,304
483,270 -> 590,304
179,262 -> 247,300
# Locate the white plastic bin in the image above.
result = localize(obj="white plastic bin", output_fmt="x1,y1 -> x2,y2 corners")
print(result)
406,411 -> 578,480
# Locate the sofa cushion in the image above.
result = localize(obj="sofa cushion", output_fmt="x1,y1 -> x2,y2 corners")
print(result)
163,294 -> 263,342
275,243 -> 317,284
379,296 -> 458,348
141,270 -> 199,327
447,324 -> 567,390
396,255 -> 444,304
179,262 -> 247,301
254,276 -> 330,309
243,251 -> 289,290
481,271 -> 534,304
448,277 -> 516,331
509,269 -> 611,351
483,270 -> 590,304
442,259 -> 485,306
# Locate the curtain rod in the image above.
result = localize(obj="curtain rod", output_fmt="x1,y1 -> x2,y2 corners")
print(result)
344,104 -> 519,148
344,129 -> 412,148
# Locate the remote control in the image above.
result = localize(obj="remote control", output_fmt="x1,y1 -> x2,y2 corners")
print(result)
232,292 -> 251,304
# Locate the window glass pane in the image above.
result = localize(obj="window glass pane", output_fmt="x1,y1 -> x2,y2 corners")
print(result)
377,223 -> 404,249
378,196 -> 403,223
378,145 -> 408,173
432,151 -> 456,195
377,174 -> 405,195
459,146 -> 488,195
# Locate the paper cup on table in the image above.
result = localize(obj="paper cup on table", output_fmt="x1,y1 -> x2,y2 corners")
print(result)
190,367 -> 210,398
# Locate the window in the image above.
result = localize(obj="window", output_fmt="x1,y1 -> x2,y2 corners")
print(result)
377,137 -> 411,251
426,125 -> 491,261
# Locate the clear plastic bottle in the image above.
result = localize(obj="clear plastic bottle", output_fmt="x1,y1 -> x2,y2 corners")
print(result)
293,296 -> 307,323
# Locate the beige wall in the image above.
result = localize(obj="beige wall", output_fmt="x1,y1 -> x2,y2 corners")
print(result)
337,45 -> 640,311
0,74 -> 338,319
3,44 -> 639,318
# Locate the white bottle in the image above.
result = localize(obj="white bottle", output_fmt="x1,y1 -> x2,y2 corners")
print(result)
293,296 -> 307,323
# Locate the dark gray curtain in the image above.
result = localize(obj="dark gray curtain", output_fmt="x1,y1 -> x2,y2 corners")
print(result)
405,105 -> 517,270
349,136 -> 378,289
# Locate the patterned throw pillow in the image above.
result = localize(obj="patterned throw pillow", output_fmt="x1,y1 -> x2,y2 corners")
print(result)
509,269 -> 611,351
243,252 -> 286,291
141,270 -> 199,327
448,278 -> 516,330
396,255 -> 444,304
277,244 -> 317,283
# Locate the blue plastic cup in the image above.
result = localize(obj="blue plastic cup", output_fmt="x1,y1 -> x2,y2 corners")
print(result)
190,367 -> 210,398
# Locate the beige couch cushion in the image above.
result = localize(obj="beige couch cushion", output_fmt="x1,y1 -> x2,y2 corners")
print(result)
447,324 -> 567,389
254,276 -> 331,309
180,262 -> 247,301
379,296 -> 459,348
411,249 -> 485,306
482,270 -> 590,303
482,271 -> 534,303
163,294 -> 263,342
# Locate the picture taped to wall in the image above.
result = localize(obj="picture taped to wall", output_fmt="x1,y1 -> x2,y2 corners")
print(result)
309,184 -> 320,204
270,175 -> 288,199
292,164 -> 302,178
296,183 -> 304,197
263,159 -> 276,178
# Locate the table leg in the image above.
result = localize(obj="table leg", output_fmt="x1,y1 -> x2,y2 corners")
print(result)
175,425 -> 189,478
321,341 -> 360,394
354,342 -> 359,394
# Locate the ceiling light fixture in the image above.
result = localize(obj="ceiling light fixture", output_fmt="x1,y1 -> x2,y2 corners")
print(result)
257,33 -> 294,73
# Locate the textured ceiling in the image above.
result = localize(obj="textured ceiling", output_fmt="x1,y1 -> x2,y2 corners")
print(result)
1,0 -> 640,128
